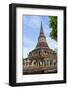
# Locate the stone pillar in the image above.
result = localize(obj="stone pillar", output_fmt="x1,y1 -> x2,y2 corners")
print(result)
42,61 -> 44,67
48,60 -> 50,67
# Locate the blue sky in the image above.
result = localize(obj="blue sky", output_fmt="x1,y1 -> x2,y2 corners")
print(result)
22,15 -> 57,58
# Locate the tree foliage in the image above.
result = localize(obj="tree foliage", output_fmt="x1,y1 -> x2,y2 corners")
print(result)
49,16 -> 57,41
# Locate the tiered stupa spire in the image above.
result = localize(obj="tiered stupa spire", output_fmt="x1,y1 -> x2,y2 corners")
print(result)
36,22 -> 48,48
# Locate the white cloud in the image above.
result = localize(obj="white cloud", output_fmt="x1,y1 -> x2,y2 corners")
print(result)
27,16 -> 42,30
46,37 -> 57,49
23,47 -> 32,58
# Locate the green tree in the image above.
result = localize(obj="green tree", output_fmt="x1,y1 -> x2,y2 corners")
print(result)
49,16 -> 57,41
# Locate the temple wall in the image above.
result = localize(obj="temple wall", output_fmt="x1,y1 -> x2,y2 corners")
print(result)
23,54 -> 57,72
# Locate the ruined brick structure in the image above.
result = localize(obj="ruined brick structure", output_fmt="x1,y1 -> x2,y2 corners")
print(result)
23,23 -> 57,75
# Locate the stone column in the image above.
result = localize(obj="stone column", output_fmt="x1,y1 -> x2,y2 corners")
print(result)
42,61 -> 44,67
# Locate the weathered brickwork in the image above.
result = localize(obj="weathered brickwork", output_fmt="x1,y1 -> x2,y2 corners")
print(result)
23,23 -> 57,75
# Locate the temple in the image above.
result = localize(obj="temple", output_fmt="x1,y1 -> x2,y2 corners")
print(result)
23,23 -> 57,75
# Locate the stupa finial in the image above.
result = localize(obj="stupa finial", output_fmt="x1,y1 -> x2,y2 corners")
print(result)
40,22 -> 43,34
